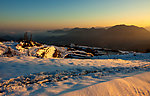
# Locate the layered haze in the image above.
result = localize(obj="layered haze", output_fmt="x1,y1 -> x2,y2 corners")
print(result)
0,24 -> 150,51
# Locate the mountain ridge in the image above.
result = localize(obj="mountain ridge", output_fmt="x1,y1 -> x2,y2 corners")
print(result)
1,24 -> 150,51
45,24 -> 150,51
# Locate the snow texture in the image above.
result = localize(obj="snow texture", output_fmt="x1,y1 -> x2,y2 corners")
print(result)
0,41 -> 150,96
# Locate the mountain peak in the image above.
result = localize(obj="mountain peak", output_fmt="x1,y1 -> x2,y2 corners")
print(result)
107,24 -> 149,33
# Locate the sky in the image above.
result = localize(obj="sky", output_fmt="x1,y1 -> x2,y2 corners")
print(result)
0,0 -> 150,30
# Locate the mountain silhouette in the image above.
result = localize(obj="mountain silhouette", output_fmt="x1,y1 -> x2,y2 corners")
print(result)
45,24 -> 150,51
1,24 -> 150,51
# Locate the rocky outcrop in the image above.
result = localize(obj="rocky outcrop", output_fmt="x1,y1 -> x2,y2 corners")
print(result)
36,46 -> 61,58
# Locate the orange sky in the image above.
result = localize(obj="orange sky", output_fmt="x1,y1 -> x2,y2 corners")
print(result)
0,0 -> 150,30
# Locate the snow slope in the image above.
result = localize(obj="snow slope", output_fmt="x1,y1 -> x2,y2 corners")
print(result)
0,55 -> 149,80
61,72 -> 150,96
0,53 -> 150,95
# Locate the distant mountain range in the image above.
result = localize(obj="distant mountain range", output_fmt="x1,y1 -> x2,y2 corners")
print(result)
1,24 -> 150,51
45,24 -> 150,51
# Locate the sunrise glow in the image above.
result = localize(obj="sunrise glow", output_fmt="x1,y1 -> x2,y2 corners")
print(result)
0,0 -> 150,30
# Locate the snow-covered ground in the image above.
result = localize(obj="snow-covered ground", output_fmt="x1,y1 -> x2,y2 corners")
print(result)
0,42 -> 150,96
0,53 -> 150,96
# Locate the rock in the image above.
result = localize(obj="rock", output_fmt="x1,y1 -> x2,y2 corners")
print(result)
36,46 -> 61,58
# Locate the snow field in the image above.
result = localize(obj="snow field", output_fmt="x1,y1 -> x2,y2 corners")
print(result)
0,41 -> 150,96
0,54 -> 150,95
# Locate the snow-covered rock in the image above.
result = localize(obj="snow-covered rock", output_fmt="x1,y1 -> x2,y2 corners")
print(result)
16,41 -> 62,58
36,46 -> 58,58
0,41 -> 133,59
0,42 -> 7,56
0,42 -> 20,56
64,50 -> 94,59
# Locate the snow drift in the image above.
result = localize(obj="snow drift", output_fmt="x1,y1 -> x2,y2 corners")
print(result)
61,72 -> 150,96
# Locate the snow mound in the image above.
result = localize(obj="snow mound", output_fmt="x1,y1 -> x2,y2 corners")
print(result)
61,72 -> 150,96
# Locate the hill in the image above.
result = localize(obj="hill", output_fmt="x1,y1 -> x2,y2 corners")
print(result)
46,24 -> 150,51
1,24 -> 150,51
